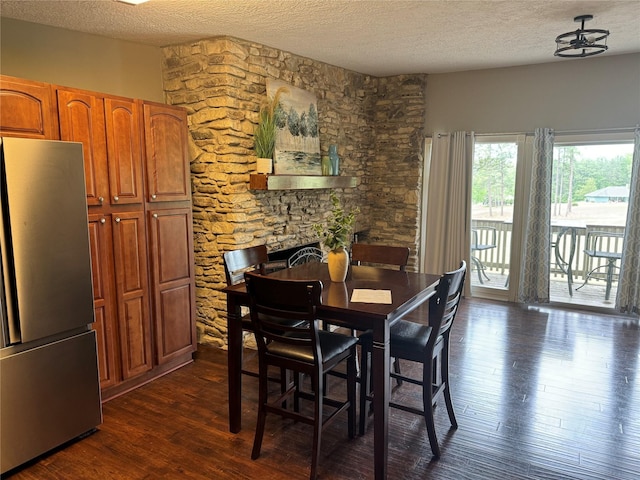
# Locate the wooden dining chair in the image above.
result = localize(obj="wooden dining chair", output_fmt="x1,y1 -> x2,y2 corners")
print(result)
223,245 -> 302,383
358,261 -> 467,458
245,271 -> 358,480
348,243 -> 410,379
351,243 -> 410,270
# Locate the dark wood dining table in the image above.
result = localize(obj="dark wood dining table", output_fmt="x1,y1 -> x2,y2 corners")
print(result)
222,261 -> 440,480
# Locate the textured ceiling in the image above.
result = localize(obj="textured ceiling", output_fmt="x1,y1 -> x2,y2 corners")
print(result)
1,0 -> 639,76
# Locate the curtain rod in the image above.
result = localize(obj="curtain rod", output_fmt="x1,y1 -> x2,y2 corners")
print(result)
433,125 -> 638,139
552,125 -> 638,136
434,132 -> 530,138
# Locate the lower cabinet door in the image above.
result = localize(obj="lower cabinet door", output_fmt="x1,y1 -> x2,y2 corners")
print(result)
111,210 -> 153,379
88,213 -> 120,389
147,207 -> 196,364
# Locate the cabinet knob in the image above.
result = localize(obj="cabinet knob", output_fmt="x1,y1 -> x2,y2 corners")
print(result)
151,194 -> 157,200
153,213 -> 158,219
100,218 -> 106,224
115,217 -> 121,223
98,196 -> 104,203
114,196 -> 119,202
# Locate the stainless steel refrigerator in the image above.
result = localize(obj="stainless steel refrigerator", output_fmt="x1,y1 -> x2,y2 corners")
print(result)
0,137 -> 102,474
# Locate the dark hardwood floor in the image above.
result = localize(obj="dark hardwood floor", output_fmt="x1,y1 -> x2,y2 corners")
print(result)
5,299 -> 639,479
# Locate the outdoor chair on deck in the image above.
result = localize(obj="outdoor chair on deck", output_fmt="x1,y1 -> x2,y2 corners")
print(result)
245,271 -> 357,480
358,261 -> 467,458
576,230 -> 624,301
551,226 -> 577,296
470,227 -> 496,284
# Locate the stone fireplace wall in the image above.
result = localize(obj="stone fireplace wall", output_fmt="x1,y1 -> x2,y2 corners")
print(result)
161,36 -> 426,347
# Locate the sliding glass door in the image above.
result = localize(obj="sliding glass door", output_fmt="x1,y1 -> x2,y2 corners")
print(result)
549,138 -> 633,308
470,135 -> 524,300
469,131 -> 634,310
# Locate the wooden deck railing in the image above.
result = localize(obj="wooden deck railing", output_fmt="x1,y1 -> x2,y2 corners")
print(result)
470,220 -> 626,282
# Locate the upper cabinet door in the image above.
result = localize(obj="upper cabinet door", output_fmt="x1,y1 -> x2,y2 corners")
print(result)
0,75 -> 59,140
143,102 -> 191,203
57,88 -> 110,207
104,97 -> 144,206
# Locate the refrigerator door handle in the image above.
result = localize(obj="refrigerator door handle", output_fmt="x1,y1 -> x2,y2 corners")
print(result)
0,175 -> 20,346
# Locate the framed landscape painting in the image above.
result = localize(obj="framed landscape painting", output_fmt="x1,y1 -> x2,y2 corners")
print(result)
267,79 -> 321,175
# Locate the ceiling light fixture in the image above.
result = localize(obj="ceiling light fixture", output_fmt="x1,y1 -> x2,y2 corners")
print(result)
555,14 -> 610,58
115,0 -> 150,5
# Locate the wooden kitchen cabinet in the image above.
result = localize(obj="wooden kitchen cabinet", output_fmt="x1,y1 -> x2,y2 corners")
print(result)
143,102 -> 191,203
147,207 -> 196,364
105,97 -> 145,206
2,75 -> 195,400
143,102 -> 196,365
111,210 -> 153,380
57,88 -> 110,207
0,75 -> 59,140
58,88 -> 144,208
87,213 -> 119,389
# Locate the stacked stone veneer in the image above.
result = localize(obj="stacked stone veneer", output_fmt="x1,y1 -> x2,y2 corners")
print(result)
161,36 -> 426,347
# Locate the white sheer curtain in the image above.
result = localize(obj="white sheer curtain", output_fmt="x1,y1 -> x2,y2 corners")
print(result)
423,131 -> 473,296
518,128 -> 554,303
616,128 -> 640,314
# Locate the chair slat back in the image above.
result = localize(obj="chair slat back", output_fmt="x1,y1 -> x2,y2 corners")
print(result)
429,261 -> 467,339
245,271 -> 323,361
471,227 -> 497,249
223,245 -> 269,286
351,244 -> 410,271
585,230 -> 625,254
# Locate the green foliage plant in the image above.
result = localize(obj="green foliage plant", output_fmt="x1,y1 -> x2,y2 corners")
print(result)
254,86 -> 288,159
313,192 -> 359,251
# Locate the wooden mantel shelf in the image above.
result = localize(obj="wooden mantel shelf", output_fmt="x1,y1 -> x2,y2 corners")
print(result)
250,174 -> 357,190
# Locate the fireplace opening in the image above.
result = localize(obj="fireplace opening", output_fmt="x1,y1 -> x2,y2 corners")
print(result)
266,242 -> 321,271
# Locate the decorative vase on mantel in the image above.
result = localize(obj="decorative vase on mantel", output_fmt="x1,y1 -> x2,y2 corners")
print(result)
327,247 -> 349,282
328,144 -> 340,176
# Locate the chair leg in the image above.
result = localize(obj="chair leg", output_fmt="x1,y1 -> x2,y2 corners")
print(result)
422,358 -> 441,458
280,367 -> 288,408
252,360 -> 269,460
350,329 -> 361,376
347,347 -> 357,439
441,344 -> 458,428
358,347 -> 371,436
393,357 -> 403,387
294,372 -> 301,412
470,256 -> 486,284
310,373 -> 323,480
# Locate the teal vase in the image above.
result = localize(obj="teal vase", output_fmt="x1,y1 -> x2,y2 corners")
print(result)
329,144 -> 340,176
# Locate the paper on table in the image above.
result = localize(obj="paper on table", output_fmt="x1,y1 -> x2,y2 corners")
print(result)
350,289 -> 392,304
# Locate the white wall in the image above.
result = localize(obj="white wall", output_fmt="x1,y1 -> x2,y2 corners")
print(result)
425,53 -> 640,134
0,18 -> 164,102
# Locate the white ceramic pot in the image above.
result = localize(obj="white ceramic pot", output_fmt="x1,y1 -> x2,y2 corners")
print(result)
327,247 -> 349,282
256,157 -> 273,174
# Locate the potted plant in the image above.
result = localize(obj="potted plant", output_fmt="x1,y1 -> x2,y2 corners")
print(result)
254,86 -> 288,174
313,192 -> 359,282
